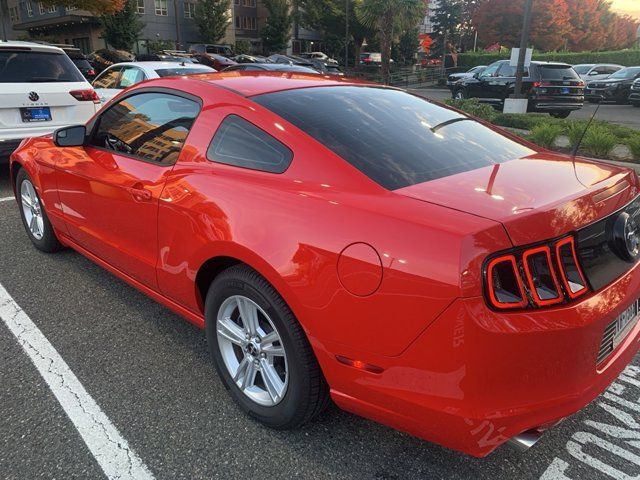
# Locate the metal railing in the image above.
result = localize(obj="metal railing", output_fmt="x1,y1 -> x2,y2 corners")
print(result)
342,65 -> 447,88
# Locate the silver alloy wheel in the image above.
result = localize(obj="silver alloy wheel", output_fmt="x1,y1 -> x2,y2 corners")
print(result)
216,295 -> 289,407
20,179 -> 44,240
455,90 -> 465,100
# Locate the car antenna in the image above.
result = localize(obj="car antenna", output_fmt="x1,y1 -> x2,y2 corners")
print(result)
572,101 -> 602,159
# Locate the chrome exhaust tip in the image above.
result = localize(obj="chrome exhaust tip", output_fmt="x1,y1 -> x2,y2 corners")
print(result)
508,429 -> 543,452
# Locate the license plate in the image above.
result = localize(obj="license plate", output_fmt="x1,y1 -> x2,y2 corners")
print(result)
20,107 -> 51,122
613,299 -> 640,349
561,87 -> 571,95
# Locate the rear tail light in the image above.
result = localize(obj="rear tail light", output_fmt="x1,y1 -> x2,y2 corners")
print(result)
485,235 -> 589,310
69,89 -> 100,104
87,69 -> 96,76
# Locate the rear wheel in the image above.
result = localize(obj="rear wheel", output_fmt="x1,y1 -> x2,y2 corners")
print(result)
549,110 -> 571,119
16,168 -> 63,253
205,265 -> 329,429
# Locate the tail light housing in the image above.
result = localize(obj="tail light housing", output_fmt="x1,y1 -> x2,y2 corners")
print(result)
69,89 -> 101,104
484,235 -> 589,310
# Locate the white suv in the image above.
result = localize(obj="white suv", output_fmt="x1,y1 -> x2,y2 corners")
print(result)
0,41 -> 100,158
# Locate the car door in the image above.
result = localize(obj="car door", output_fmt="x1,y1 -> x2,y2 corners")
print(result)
55,90 -> 201,288
468,62 -> 501,100
92,66 -> 123,104
496,63 -> 531,101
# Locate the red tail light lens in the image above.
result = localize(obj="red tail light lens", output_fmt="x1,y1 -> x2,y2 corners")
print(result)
522,246 -> 562,306
555,237 -> 588,299
486,255 -> 527,309
69,89 -> 100,104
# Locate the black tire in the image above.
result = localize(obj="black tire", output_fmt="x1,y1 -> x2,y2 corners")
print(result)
15,168 -> 63,253
453,89 -> 467,100
205,265 -> 329,429
549,110 -> 571,119
632,103 -> 640,108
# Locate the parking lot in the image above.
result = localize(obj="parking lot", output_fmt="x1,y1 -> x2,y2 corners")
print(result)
414,88 -> 640,131
1,159 -> 640,480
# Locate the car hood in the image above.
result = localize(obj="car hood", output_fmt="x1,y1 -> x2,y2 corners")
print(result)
589,78 -> 630,86
396,153 -> 638,246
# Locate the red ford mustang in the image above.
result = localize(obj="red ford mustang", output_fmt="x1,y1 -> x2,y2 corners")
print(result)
9,72 -> 640,457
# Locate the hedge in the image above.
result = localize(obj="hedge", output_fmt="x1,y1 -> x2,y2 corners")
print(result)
457,49 -> 640,69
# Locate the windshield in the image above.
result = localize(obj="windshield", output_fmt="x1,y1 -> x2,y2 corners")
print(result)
0,50 -> 85,83
254,87 -> 534,190
539,65 -> 580,80
609,67 -> 640,80
155,67 -> 212,77
573,65 -> 593,75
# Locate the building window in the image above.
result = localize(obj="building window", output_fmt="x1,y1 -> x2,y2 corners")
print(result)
237,16 -> 257,31
136,0 -> 145,14
38,2 -> 45,14
234,0 -> 239,4
242,0 -> 256,6
65,5 -> 78,11
26,2 -> 33,17
184,1 -> 195,18
235,16 -> 240,28
9,6 -> 19,22
154,0 -> 167,16
48,5 -> 56,13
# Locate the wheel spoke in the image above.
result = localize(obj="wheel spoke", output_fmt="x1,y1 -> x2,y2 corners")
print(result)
260,359 -> 285,403
233,356 -> 249,383
260,331 -> 278,345
241,361 -> 257,390
21,194 -> 32,208
29,214 -> 38,234
237,297 -> 259,335
217,317 -> 245,346
262,343 -> 285,357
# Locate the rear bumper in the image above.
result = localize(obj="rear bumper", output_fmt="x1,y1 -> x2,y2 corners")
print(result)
321,260 -> 640,457
530,95 -> 583,112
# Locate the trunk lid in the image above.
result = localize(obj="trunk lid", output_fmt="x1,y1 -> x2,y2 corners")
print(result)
396,153 -> 638,246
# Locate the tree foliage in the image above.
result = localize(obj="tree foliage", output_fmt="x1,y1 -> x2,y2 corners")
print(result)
261,0 -> 293,53
100,0 -> 144,51
194,0 -> 231,44
37,0 -> 125,14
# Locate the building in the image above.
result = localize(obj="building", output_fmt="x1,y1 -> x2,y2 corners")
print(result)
419,0 -> 438,35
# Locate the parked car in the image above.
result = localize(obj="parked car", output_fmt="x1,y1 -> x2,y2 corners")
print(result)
267,54 -> 315,68
136,52 -> 199,64
573,64 -> 624,81
360,52 -> 382,65
0,41 -> 100,159
299,51 -> 337,63
629,78 -> 640,107
189,44 -> 234,59
65,49 -> 97,81
232,54 -> 268,64
10,72 -> 640,458
307,59 -> 344,76
585,66 -> 640,104
223,63 -> 318,74
452,60 -> 584,118
446,65 -> 487,89
92,61 -> 214,104
87,49 -> 134,75
189,46 -> 237,70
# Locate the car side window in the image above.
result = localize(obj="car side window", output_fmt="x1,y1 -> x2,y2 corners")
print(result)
207,115 -> 293,174
118,67 -> 145,88
90,92 -> 200,165
93,67 -> 121,89
497,64 -> 529,78
480,63 -> 501,78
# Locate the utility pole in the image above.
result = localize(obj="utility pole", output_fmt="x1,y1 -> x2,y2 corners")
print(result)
514,0 -> 533,99
173,0 -> 182,51
0,0 -> 8,42
344,0 -> 349,68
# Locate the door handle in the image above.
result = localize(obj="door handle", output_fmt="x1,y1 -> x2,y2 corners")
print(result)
127,183 -> 152,202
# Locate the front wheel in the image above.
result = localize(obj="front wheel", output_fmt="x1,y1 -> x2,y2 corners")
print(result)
205,265 -> 329,429
16,168 -> 63,253
453,89 -> 467,100
549,110 -> 571,119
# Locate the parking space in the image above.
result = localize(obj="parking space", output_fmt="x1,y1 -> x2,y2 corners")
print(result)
1,163 -> 640,479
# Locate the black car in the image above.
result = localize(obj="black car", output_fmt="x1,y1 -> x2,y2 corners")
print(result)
65,50 -> 96,81
447,65 -> 487,89
629,79 -> 640,107
586,67 -> 640,104
223,63 -> 318,74
452,60 -> 584,118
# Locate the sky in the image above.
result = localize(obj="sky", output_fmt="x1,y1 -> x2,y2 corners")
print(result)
611,0 -> 640,18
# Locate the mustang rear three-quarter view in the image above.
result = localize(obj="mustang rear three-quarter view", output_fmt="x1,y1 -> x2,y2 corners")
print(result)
9,72 -> 640,457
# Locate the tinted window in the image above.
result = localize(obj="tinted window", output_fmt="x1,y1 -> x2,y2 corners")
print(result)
155,67 -> 211,77
573,65 -> 592,75
207,115 -> 293,173
72,58 -> 93,70
254,87 -> 534,190
0,50 -> 85,83
118,67 -> 145,88
93,67 -> 121,88
498,64 -> 529,77
539,65 -> 580,80
480,62 -> 501,78
91,92 -> 200,165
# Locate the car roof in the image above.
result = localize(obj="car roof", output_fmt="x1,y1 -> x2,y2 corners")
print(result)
0,40 -> 65,54
158,71 -> 371,97
108,61 -> 211,70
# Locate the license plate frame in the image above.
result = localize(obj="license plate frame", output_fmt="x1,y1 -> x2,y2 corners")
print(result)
561,87 -> 571,95
613,299 -> 640,350
20,107 -> 52,123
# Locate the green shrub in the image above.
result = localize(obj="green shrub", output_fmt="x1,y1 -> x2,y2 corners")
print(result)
457,49 -> 640,69
565,121 -> 586,149
582,125 -> 617,158
628,137 -> 640,160
444,98 -> 497,122
529,124 -> 563,149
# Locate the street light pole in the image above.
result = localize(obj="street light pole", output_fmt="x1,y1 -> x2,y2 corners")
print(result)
514,0 -> 533,99
345,0 -> 349,68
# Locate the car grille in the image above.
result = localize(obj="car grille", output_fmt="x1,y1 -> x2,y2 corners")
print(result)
597,320 -> 617,364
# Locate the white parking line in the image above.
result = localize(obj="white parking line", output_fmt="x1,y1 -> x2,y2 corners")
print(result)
0,196 -> 14,203
0,283 -> 155,480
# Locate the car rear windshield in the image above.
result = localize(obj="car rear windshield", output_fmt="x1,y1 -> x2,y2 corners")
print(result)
253,87 -> 534,190
538,64 -> 580,80
0,50 -> 85,83
155,68 -> 210,77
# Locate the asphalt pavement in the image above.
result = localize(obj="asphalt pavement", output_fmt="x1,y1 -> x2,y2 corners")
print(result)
1,162 -> 640,479
413,88 -> 640,130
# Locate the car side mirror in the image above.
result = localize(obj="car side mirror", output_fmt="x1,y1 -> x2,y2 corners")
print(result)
588,71 -> 598,76
54,125 -> 86,147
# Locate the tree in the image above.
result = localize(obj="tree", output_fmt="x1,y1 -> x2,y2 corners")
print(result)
100,0 -> 144,51
262,0 -> 293,53
398,27 -> 420,64
356,0 -> 426,83
194,0 -> 231,44
37,0 -> 125,14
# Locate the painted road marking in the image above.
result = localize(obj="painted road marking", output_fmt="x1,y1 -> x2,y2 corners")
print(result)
0,283 -> 155,480
0,196 -> 14,203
